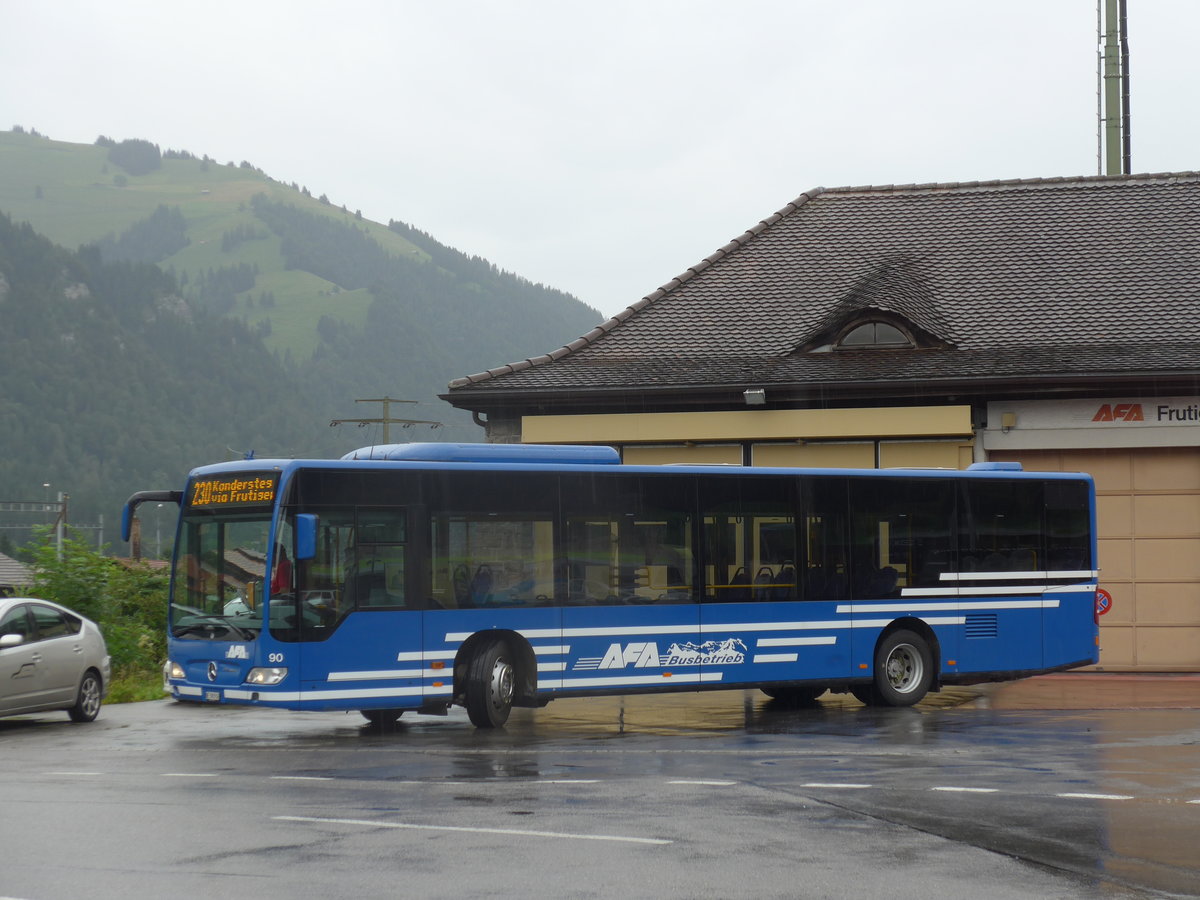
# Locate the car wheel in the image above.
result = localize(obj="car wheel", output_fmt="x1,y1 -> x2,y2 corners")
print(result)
68,669 -> 103,723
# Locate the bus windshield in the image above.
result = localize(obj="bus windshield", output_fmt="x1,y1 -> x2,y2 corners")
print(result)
172,511 -> 276,641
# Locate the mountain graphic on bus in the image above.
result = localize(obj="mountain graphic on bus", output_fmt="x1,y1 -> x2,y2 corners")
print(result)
663,638 -> 747,666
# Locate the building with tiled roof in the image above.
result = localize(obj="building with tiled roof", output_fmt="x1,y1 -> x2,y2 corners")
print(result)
444,172 -> 1200,672
0,551 -> 32,594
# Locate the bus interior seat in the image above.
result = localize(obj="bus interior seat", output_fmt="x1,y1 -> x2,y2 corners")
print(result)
728,566 -> 751,602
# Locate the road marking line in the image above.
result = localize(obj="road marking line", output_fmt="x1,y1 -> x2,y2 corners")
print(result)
930,786 -> 999,793
161,773 -> 219,778
271,775 -> 334,781
1056,792 -> 1134,801
537,779 -> 600,784
802,782 -> 872,789
273,815 -> 672,845
668,780 -> 736,786
1187,799 -> 1200,805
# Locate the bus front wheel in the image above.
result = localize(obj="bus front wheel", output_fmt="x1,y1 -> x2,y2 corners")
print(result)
871,630 -> 933,707
465,639 -> 515,728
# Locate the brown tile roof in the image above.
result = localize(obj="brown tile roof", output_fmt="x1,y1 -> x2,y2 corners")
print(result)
447,173 -> 1200,397
0,551 -> 31,590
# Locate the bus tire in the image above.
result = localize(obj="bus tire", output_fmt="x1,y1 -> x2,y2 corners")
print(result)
761,686 -> 824,705
465,638 -> 515,728
872,630 -> 933,707
361,709 -> 405,725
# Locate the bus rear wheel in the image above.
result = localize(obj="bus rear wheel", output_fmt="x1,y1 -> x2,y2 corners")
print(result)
465,639 -> 515,728
871,630 -> 933,707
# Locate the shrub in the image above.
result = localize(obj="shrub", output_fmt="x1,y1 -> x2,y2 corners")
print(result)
23,528 -> 168,676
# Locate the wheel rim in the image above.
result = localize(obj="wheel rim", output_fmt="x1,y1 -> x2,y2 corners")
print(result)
489,656 -> 514,712
80,675 -> 101,717
884,643 -> 923,694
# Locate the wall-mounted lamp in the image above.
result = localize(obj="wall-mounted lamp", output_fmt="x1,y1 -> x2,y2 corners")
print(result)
1001,412 -> 1017,433
743,388 -> 767,407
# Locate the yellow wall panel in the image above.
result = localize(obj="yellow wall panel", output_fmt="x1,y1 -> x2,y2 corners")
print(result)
1134,539 -> 1200,580
522,405 -> 972,444
1132,448 -> 1200,491
621,444 -> 742,465
1135,627 -> 1200,667
752,442 -> 875,468
1099,625 -> 1135,668
1132,584 -> 1200,625
1133,494 -> 1200,536
878,441 -> 971,469
1067,450 -> 1132,491
1097,496 -> 1133,537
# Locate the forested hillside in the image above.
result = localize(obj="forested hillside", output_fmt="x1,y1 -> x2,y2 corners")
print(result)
0,129 -> 604,551
0,213 -> 336,549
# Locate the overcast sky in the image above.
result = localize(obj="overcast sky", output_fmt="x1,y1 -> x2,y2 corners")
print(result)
3,1 -> 1197,321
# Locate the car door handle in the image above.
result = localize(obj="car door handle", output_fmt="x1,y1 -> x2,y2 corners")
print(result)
73,645 -> 84,653
30,653 -> 42,662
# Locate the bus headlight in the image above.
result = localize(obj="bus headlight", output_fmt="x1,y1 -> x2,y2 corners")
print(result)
166,661 -> 185,680
246,667 -> 288,686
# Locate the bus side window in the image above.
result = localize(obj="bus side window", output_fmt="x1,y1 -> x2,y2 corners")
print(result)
960,481 -> 1043,574
1044,480 -> 1091,571
848,478 -> 956,598
700,477 -> 799,604
565,474 -> 695,606
803,478 -> 850,602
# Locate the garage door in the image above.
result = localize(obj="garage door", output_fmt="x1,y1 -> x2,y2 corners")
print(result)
992,447 -> 1200,672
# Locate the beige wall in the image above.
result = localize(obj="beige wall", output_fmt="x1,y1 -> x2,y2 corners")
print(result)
622,444 -> 742,465
523,406 -> 972,444
752,442 -> 875,468
992,447 -> 1200,672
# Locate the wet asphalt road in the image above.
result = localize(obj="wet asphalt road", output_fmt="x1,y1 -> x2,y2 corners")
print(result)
1,690 -> 1197,899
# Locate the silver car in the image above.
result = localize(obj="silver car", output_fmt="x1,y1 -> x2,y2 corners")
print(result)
0,597 -> 111,722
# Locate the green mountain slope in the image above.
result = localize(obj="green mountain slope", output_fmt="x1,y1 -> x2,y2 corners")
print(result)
0,129 -> 599,364
0,129 -> 604,551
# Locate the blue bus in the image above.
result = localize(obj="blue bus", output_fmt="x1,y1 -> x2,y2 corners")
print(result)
123,443 -> 1100,727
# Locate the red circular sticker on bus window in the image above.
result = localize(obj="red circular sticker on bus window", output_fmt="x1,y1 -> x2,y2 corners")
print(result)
1095,588 -> 1113,616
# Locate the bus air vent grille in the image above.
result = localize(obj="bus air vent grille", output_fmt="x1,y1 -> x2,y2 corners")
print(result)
964,613 -> 999,639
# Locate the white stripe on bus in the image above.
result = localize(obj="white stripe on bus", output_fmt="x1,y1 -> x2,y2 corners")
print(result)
842,599 -> 1060,613
940,569 -> 1097,582
899,587 -> 1072,597
394,651 -> 455,662
447,621 -> 853,642
328,670 -> 423,681
753,653 -> 799,664
756,636 -> 838,647
445,615 -> 968,645
557,672 -> 725,689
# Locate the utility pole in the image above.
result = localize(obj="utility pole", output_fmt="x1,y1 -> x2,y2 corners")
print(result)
330,396 -> 441,444
1101,0 -> 1131,175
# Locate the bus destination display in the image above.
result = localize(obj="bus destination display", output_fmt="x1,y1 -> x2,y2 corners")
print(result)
189,474 -> 278,509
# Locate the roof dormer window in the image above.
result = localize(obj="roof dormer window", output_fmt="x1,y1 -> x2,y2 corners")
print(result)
836,320 -> 913,350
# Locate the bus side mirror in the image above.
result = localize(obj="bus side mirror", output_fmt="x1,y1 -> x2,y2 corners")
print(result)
295,514 -> 318,561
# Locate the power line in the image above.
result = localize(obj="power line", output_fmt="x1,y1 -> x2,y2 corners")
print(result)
330,396 -> 441,444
